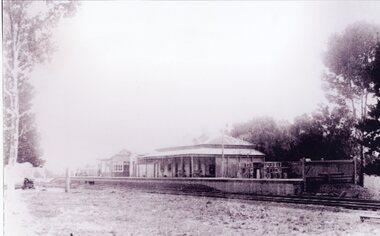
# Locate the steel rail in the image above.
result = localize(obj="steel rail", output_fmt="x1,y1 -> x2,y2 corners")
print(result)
142,188 -> 380,211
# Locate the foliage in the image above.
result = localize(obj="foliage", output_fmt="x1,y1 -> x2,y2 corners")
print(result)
364,159 -> 380,176
17,114 -> 44,167
4,114 -> 44,167
323,22 -> 379,119
358,42 -> 380,175
231,106 -> 356,161
358,42 -> 380,155
231,117 -> 293,161
3,0 -> 78,167
4,73 -> 44,166
322,22 -> 380,183
290,106 -> 356,160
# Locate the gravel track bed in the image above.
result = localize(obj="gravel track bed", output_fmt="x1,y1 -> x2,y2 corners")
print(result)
6,186 -> 380,236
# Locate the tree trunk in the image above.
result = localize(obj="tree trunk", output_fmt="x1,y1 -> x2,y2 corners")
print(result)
7,23 -> 21,167
357,91 -> 369,187
351,98 -> 357,120
359,144 -> 364,186
9,82 -> 20,167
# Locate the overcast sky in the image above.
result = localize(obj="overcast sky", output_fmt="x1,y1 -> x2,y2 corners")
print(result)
30,1 -> 380,172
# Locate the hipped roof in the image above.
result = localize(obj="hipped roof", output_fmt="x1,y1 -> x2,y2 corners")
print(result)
206,135 -> 253,146
98,149 -> 134,161
143,147 -> 264,159
142,135 -> 265,159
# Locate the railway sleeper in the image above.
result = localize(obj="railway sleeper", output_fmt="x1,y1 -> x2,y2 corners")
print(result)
360,215 -> 380,223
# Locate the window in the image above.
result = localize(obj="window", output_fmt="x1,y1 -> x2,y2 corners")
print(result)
113,163 -> 123,172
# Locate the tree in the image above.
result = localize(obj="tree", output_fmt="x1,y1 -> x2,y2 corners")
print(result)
360,102 -> 380,154
290,106 -> 356,160
231,117 -> 294,161
18,114 -> 44,167
3,71 -> 44,166
359,41 -> 380,154
358,41 -> 380,175
323,22 -> 379,119
322,22 -> 380,185
290,114 -> 324,160
3,0 -> 78,167
230,107 -> 356,162
4,114 -> 44,167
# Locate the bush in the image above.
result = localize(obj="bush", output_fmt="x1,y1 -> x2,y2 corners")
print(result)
364,159 -> 380,176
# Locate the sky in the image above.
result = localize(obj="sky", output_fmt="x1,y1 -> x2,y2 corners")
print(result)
29,1 -> 380,172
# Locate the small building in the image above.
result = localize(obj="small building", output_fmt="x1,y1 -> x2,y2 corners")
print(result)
98,149 -> 138,177
74,163 -> 98,177
137,135 -> 265,178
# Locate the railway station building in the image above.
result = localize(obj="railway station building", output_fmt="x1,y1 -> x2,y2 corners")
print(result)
98,149 -> 139,177
136,135 -> 266,178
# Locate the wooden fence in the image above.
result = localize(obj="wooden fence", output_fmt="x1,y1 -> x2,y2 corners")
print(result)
283,159 -> 356,191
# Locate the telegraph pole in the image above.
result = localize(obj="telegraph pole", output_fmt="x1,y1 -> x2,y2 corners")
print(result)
65,167 -> 70,193
221,130 -> 225,178
221,124 -> 228,178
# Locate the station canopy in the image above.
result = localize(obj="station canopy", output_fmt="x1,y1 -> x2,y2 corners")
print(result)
142,135 -> 265,159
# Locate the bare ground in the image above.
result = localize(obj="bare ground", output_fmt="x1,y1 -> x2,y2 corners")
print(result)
5,186 -> 380,236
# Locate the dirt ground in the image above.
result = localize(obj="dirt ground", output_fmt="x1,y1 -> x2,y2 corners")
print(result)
4,186 -> 380,236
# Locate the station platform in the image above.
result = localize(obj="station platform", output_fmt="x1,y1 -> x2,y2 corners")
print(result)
55,176 -> 304,196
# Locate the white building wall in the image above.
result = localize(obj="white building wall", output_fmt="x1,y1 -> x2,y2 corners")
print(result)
364,174 -> 380,194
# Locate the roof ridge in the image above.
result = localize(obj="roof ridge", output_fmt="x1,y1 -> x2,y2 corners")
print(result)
205,135 -> 253,145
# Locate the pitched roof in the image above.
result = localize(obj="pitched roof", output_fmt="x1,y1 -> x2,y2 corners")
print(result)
206,135 -> 253,146
143,147 -> 264,159
117,149 -> 132,156
143,135 -> 264,159
98,149 -> 133,161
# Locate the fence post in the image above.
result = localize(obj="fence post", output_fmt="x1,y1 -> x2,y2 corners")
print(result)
65,167 -> 70,193
354,158 -> 357,185
301,158 -> 306,192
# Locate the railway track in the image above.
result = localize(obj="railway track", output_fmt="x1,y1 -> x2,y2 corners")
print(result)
52,177 -> 380,211
140,188 -> 380,211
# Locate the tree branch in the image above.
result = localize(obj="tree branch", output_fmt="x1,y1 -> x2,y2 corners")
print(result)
3,88 -> 13,98
5,108 -> 16,116
364,90 -> 369,119
19,110 -> 31,119
350,98 -> 357,120
18,123 -> 33,138
4,61 -> 12,73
